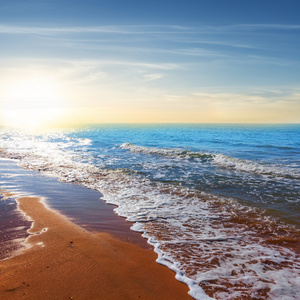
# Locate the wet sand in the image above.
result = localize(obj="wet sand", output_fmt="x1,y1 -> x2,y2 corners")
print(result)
0,196 -> 191,300
0,192 -> 31,260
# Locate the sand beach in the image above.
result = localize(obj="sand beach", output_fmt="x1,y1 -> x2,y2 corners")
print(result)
0,194 -> 191,300
0,125 -> 299,299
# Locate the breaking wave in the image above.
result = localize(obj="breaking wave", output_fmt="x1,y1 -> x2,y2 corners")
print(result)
121,143 -> 300,179
0,129 -> 299,299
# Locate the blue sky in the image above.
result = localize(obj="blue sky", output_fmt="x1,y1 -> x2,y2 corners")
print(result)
1,1 -> 299,25
0,0 -> 299,125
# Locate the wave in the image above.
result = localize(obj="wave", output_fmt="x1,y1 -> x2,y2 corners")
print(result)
121,143 -> 300,179
256,144 -> 295,150
1,131 -> 300,299
120,143 -> 213,159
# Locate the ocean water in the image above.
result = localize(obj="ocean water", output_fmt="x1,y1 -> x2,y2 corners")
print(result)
0,124 -> 299,299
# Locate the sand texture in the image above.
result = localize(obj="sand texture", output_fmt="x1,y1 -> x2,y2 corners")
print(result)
0,196 -> 191,300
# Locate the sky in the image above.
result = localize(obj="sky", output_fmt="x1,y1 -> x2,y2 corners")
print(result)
0,0 -> 299,127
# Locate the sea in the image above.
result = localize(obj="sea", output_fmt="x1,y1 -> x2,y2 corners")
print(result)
0,124 -> 299,300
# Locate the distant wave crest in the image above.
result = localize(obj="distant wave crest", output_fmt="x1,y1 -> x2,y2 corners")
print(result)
120,143 -> 214,159
1,131 -> 300,299
121,143 -> 300,179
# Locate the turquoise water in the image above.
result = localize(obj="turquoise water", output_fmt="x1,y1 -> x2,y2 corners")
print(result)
0,124 -> 299,299
70,124 -> 300,224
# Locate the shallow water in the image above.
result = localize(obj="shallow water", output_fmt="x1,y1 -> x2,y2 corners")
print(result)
0,193 -> 31,260
0,159 -> 147,252
0,124 -> 299,299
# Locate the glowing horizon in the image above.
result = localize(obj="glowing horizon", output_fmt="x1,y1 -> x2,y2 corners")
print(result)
0,1 -> 299,129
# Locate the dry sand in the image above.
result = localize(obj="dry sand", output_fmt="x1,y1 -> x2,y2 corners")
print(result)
0,196 -> 191,300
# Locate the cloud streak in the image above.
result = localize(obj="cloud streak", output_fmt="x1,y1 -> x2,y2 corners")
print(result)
0,24 -> 191,35
1,22 -> 297,67
0,23 -> 299,35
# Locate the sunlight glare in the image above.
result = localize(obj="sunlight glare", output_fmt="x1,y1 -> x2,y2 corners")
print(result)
1,77 -> 66,130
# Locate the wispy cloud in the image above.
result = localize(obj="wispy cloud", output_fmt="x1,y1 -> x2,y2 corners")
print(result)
0,23 -> 299,36
0,22 -> 298,106
179,40 -> 262,50
0,24 -> 191,35
0,57 -> 170,90
220,24 -> 300,31
191,89 -> 300,105
143,74 -> 164,81
1,22 -> 296,67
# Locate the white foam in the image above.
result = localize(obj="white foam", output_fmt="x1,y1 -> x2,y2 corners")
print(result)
36,242 -> 45,247
0,130 -> 299,299
121,142 -> 300,179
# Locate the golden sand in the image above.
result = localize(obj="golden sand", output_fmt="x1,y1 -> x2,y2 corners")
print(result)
0,196 -> 191,300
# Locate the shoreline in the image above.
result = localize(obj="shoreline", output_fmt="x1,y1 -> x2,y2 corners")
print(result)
0,195 -> 192,299
0,157 -> 151,248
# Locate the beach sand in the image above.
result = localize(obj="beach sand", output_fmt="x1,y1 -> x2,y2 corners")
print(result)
0,196 -> 191,300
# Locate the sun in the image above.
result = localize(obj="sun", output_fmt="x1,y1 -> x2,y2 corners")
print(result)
1,77 -> 66,130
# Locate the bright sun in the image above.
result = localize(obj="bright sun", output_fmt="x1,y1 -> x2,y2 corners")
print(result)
1,77 -> 66,130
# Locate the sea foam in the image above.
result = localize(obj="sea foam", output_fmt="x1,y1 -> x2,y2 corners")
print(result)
121,142 -> 300,179
0,129 -> 299,299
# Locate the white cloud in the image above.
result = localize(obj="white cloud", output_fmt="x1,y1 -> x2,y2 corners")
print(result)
191,89 -> 300,105
143,74 -> 164,81
0,23 -> 299,36
0,24 -> 191,35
